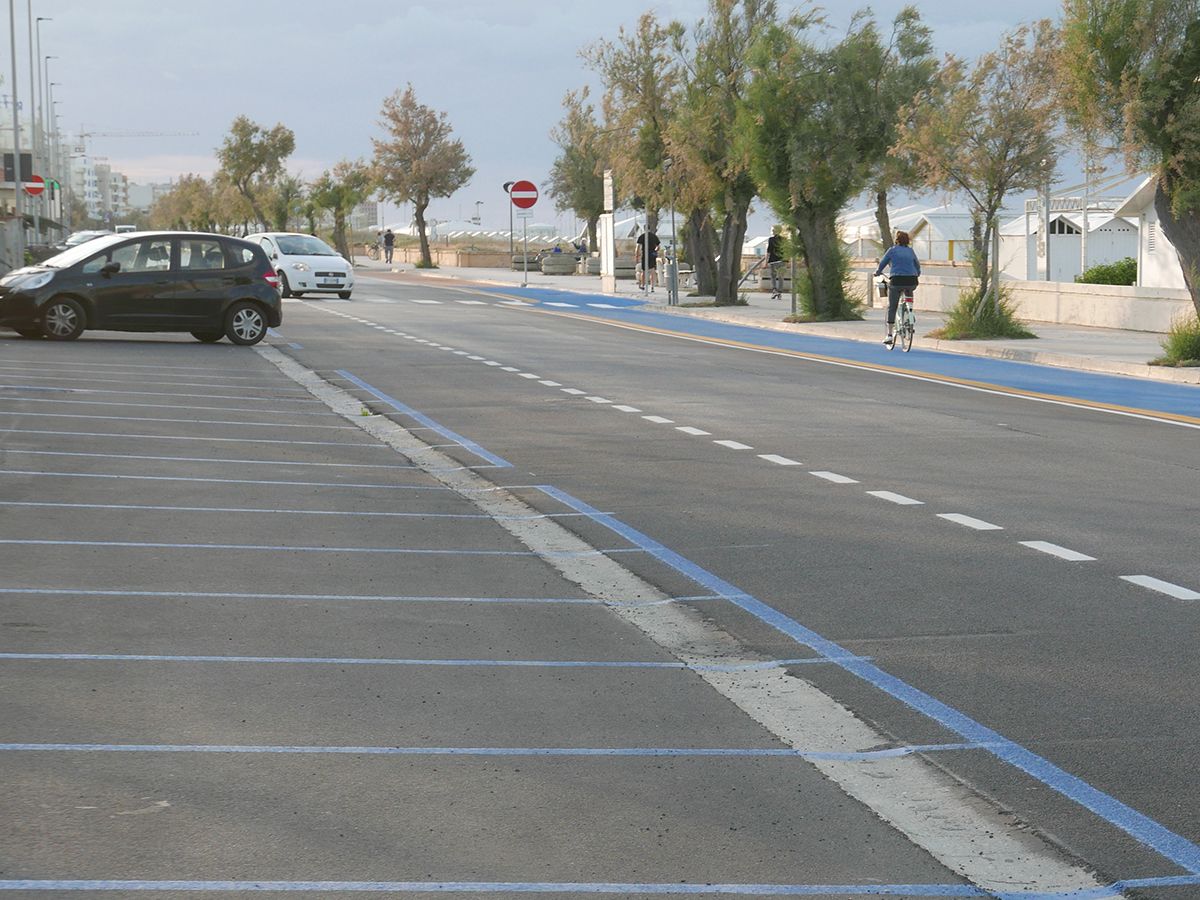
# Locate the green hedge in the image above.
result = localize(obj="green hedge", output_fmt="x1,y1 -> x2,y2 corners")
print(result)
1075,257 -> 1137,286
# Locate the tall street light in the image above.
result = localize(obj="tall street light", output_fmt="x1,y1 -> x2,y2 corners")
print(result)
9,0 -> 25,260
35,17 -> 49,164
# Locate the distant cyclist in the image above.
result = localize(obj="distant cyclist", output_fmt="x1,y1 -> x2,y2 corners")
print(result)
874,230 -> 921,347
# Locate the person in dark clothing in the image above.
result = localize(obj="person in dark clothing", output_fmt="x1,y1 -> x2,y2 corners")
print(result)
634,229 -> 660,291
383,229 -> 395,264
766,227 -> 784,299
873,230 -> 921,346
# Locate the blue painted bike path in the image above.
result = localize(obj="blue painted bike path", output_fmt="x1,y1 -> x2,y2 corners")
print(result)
478,285 -> 1200,423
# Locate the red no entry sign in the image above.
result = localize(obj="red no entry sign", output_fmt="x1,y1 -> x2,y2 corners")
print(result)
23,175 -> 44,196
509,180 -> 538,209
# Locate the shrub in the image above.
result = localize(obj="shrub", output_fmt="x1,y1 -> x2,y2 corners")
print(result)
929,282 -> 1037,340
1158,311 -> 1200,365
1076,257 -> 1136,286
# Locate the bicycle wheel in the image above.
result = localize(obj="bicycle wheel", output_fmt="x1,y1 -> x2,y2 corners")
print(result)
901,310 -> 915,352
367,245 -> 379,260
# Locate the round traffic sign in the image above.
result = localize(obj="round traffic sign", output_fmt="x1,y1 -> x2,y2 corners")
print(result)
509,180 -> 538,209
23,175 -> 44,196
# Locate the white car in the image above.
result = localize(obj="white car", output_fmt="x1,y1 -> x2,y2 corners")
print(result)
246,232 -> 354,299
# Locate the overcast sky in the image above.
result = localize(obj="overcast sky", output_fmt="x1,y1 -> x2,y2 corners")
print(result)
26,0 -> 1068,231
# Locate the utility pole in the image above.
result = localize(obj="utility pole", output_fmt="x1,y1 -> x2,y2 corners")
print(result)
9,0 -> 25,262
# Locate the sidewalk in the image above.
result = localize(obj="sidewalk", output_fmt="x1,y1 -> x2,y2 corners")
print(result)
353,258 -> 1199,386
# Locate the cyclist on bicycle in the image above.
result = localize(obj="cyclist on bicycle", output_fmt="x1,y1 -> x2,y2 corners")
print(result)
874,230 -> 921,347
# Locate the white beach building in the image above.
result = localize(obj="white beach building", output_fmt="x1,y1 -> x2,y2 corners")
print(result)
1112,176 -> 1188,290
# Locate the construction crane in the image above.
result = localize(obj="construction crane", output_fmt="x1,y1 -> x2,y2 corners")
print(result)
72,128 -> 200,155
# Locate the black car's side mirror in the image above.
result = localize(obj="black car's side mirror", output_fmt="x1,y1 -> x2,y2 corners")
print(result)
100,261 -> 121,276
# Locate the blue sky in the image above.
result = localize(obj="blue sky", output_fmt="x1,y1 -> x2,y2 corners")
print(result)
29,0 -> 1079,232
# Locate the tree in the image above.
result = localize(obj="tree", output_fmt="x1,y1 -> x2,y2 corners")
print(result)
862,7 -> 939,250
586,13 -> 682,236
896,21 -> 1060,300
548,88 -> 605,252
267,174 -> 306,232
372,85 -> 474,268
742,10 -> 934,318
215,115 -> 296,231
670,0 -> 779,305
309,160 -> 373,259
149,175 -> 214,231
1060,0 -> 1200,315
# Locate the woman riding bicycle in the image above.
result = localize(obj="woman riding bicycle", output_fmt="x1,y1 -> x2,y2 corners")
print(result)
874,230 -> 921,347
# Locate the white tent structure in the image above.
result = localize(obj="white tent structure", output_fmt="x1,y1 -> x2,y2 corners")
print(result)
837,202 -> 982,263
1113,176 -> 1188,290
999,210 -> 1138,282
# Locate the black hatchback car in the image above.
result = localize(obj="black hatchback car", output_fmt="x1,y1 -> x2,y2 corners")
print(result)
0,231 -> 283,345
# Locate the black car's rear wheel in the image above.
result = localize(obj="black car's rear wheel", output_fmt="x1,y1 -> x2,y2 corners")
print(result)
42,297 -> 86,341
224,302 -> 267,346
191,331 -> 223,343
278,272 -> 293,299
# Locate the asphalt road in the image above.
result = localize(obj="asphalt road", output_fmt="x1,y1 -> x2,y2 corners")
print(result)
1,274 -> 1197,899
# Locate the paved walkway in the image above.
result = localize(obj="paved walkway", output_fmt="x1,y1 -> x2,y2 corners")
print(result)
352,258 -> 1199,386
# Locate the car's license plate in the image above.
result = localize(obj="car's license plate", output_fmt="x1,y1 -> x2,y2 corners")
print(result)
319,282 -> 339,288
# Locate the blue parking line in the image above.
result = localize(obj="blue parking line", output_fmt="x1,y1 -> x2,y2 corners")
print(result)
337,369 -> 513,467
0,587 -> 602,605
0,538 -> 638,557
537,485 -> 1200,875
5,878 -> 1199,896
0,741 -> 986,761
0,652 -> 846,672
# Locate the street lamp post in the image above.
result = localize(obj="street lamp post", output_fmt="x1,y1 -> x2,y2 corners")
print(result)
35,19 -> 49,174
664,157 -> 678,307
473,200 -> 482,227
502,182 -> 514,257
8,0 -> 25,261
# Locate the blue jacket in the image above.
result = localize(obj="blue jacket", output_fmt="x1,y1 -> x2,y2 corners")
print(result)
875,245 -> 921,278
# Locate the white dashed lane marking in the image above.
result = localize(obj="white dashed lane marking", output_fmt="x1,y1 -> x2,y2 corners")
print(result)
676,427 -> 711,436
410,299 -> 441,304
456,300 -> 487,305
586,397 -> 612,404
759,454 -> 802,466
642,415 -> 674,424
539,380 -> 562,387
613,405 -> 642,413
1119,576 -> 1200,601
867,490 -> 924,506
467,356 -> 485,361
938,514 -> 1003,531
500,367 -> 521,372
544,302 -> 578,308
588,303 -> 621,309
518,373 -> 540,379
714,440 -> 753,450
561,388 -> 587,396
1019,541 -> 1096,562
483,361 -> 503,367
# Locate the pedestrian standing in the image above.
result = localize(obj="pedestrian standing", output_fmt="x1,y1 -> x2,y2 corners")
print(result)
383,228 -> 395,264
766,227 -> 784,299
635,229 -> 661,292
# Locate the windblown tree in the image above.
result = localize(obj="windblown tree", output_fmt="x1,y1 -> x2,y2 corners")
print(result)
741,10 -> 935,319
548,88 -> 605,251
863,7 -> 939,250
1060,0 -> 1200,315
586,13 -> 681,236
669,0 -> 779,304
215,116 -> 296,231
896,21 -> 1060,301
267,175 -> 306,233
373,85 -> 475,268
309,160 -> 373,259
149,174 -> 214,231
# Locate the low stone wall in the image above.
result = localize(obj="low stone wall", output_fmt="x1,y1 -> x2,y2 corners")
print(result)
393,248 -> 512,267
856,269 -> 1193,334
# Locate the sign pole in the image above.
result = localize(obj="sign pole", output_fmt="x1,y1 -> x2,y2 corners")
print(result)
522,218 -> 528,287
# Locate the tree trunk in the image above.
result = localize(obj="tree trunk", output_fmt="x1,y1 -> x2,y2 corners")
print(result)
414,199 -> 433,268
793,207 -> 849,320
332,210 -> 349,260
685,207 -> 718,297
714,201 -> 750,306
874,189 -> 892,252
1156,180 -> 1200,317
646,210 -> 659,236
587,216 -> 598,253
